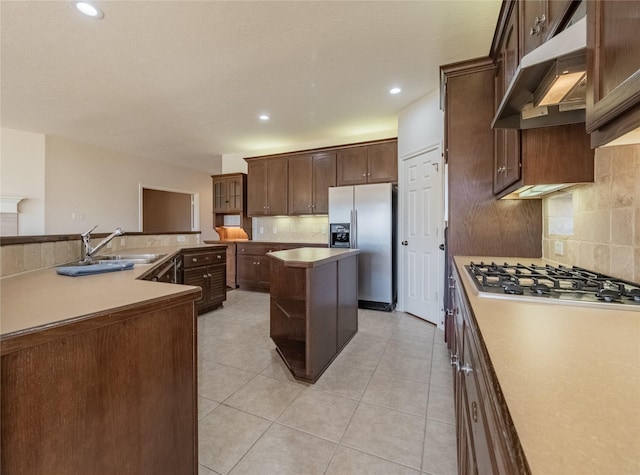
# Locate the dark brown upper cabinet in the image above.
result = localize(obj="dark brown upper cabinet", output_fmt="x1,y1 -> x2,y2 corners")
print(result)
336,140 -> 397,186
213,173 -> 244,213
520,0 -> 575,57
246,157 -> 288,216
211,173 -> 251,239
494,2 -> 522,194
288,152 -> 336,215
491,0 -> 594,197
586,0 -> 640,147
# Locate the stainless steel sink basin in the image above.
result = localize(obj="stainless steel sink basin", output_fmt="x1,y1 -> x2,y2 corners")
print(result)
61,253 -> 167,266
93,253 -> 167,264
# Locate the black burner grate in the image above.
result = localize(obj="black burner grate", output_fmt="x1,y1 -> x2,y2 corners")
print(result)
466,262 -> 640,305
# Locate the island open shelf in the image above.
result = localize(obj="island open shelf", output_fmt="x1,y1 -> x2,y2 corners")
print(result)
267,247 -> 360,383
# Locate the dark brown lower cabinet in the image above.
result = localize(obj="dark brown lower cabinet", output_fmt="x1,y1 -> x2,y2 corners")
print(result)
449,259 -> 530,474
236,242 -> 327,292
182,247 -> 226,314
1,294 -> 198,475
268,251 -> 358,383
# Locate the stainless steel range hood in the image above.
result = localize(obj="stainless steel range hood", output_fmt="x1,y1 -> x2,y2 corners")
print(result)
492,16 -> 587,130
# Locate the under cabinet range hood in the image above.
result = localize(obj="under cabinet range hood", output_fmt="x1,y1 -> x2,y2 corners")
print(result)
492,16 -> 587,130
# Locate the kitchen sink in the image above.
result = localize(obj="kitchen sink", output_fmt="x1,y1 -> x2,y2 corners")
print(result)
93,253 -> 167,264
62,253 -> 167,266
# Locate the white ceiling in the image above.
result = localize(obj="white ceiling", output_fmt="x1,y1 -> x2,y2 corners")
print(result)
1,1 -> 501,173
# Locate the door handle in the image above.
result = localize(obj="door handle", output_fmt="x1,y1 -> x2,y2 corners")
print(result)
439,244 -> 445,251
401,241 -> 408,246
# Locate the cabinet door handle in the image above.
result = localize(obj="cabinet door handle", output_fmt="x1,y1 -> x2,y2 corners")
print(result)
450,353 -> 459,370
460,363 -> 473,375
472,401 -> 478,423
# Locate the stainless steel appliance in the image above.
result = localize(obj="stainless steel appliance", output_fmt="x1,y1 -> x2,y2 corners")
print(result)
466,261 -> 640,309
328,183 -> 396,311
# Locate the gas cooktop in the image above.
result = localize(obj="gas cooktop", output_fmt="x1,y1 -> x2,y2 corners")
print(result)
465,262 -> 640,308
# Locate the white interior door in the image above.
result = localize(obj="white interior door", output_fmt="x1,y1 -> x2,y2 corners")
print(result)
401,146 -> 443,325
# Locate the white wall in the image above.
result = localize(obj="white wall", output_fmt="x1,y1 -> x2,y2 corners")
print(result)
397,90 -> 443,159
44,136 -> 216,240
0,128 -> 46,235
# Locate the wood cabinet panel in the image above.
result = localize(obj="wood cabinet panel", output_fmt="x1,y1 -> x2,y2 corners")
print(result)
494,2 -> 522,194
367,142 -> 398,183
311,152 -> 336,214
336,146 -> 368,186
212,173 -> 251,239
269,253 -> 357,383
586,0 -> 640,146
181,248 -> 226,314
246,160 -> 265,216
265,157 -> 288,215
213,174 -> 244,213
492,0 -> 594,197
1,300 -> 197,475
442,58 -> 541,258
247,157 -> 288,216
288,154 -> 314,215
336,142 -> 397,186
520,0 -> 574,57
288,152 -> 336,215
449,261 -> 530,474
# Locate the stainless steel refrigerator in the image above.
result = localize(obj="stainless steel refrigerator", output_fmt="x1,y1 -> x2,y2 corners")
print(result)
328,183 -> 397,311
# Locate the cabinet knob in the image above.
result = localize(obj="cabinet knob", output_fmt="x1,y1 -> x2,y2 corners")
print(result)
192,257 -> 198,262
217,255 -> 221,259
208,273 -> 213,278
401,240 -> 408,246
203,274 -> 208,279
362,173 -> 366,177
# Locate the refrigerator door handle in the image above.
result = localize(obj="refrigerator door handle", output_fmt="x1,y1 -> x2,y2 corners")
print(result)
351,209 -> 357,249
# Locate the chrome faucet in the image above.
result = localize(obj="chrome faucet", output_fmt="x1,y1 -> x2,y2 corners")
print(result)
81,225 -> 125,261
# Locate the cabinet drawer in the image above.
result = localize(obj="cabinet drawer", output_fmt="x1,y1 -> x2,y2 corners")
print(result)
236,243 -> 281,256
183,250 -> 225,268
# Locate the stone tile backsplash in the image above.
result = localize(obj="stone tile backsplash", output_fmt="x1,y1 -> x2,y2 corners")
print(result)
1,233 -> 200,277
543,144 -> 640,282
252,216 -> 329,243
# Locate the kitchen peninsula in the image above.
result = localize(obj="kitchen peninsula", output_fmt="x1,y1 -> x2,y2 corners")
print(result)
0,244 -> 225,474
268,247 -> 359,382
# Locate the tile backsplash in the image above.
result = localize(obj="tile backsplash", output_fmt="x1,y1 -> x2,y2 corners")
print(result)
1,233 -> 200,277
543,144 -> 639,282
252,216 -> 329,243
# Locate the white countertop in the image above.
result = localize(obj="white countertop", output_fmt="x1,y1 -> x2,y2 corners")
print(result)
454,256 -> 640,474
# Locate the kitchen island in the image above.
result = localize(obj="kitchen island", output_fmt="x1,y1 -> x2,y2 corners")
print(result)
450,256 -> 640,474
0,244 -> 224,475
267,247 -> 360,382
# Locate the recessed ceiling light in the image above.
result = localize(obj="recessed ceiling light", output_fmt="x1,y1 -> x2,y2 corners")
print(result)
389,87 -> 402,95
75,2 -> 104,19
259,114 -> 270,121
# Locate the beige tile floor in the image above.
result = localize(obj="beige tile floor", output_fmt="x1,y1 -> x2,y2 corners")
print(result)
197,290 -> 457,475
